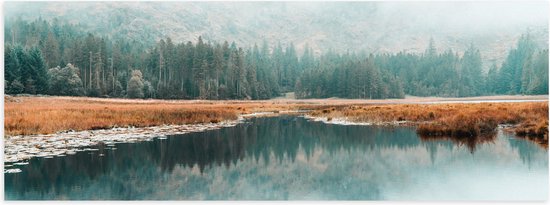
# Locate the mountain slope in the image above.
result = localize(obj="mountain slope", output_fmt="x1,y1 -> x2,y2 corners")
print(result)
5,2 -> 548,67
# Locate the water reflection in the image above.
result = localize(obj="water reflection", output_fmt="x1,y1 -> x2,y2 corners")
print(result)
4,116 -> 548,200
418,133 -> 497,154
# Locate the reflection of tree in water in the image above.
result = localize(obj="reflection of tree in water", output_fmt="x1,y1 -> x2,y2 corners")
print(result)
5,116 -> 546,200
507,132 -> 548,168
151,116 -> 429,173
419,133 -> 497,154
5,116 -> 419,199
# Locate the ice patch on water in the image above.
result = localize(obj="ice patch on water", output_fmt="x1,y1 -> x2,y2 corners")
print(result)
240,112 -> 276,118
303,115 -> 372,126
303,115 -> 409,126
4,168 -> 22,174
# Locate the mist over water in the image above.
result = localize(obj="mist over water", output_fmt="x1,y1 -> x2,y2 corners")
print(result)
5,116 -> 548,200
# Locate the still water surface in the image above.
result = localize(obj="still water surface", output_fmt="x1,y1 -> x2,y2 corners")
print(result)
4,116 -> 548,200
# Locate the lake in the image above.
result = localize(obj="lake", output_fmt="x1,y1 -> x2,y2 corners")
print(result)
4,116 -> 548,200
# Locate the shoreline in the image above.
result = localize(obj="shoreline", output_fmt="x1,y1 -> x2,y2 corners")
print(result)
3,113 -> 409,167
4,96 -> 548,167
4,119 -> 242,164
4,109 -> 548,173
305,102 -> 548,147
303,114 -> 548,148
4,111 -> 308,165
5,95 -> 547,136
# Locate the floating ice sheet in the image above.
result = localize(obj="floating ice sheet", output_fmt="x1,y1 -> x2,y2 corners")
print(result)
4,168 -> 22,174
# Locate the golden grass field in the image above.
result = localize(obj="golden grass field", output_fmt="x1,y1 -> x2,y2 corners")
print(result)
4,95 -> 548,145
309,102 -> 548,142
4,96 -> 321,136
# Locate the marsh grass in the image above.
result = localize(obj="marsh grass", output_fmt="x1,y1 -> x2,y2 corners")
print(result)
309,102 -> 548,143
5,96 -> 548,145
4,96 -> 317,136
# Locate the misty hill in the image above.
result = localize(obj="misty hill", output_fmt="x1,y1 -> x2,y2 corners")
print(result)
5,2 -> 548,68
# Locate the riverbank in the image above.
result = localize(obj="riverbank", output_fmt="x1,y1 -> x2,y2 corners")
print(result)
4,96 -> 321,136
4,95 -> 548,143
306,102 -> 548,146
5,95 -> 547,136
4,120 -> 241,163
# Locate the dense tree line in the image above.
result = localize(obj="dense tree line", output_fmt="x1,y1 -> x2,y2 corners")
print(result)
487,35 -> 549,95
4,18 -> 548,99
4,45 -> 49,94
286,36 -> 547,98
5,18 -> 288,99
295,52 -> 405,99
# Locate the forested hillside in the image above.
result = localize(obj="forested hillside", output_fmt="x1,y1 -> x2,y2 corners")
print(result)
4,18 -> 549,99
5,2 -> 548,67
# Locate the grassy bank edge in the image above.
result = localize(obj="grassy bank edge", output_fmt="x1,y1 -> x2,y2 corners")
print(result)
5,96 -> 549,148
307,102 -> 548,146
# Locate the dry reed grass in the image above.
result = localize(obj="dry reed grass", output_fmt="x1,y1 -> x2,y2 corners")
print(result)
309,102 -> 548,142
4,96 -> 318,136
5,96 -> 548,144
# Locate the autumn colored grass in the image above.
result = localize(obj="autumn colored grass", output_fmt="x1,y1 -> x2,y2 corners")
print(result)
309,102 -> 549,144
4,96 -> 548,146
4,96 -> 319,136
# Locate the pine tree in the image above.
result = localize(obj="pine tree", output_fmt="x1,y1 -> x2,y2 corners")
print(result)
197,60 -> 208,99
525,49 -> 549,94
42,32 -> 60,68
4,44 -> 20,92
486,63 -> 499,94
26,47 -> 49,94
460,44 -> 483,96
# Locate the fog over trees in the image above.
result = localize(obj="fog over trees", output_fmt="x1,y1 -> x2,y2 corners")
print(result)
4,2 -> 549,99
